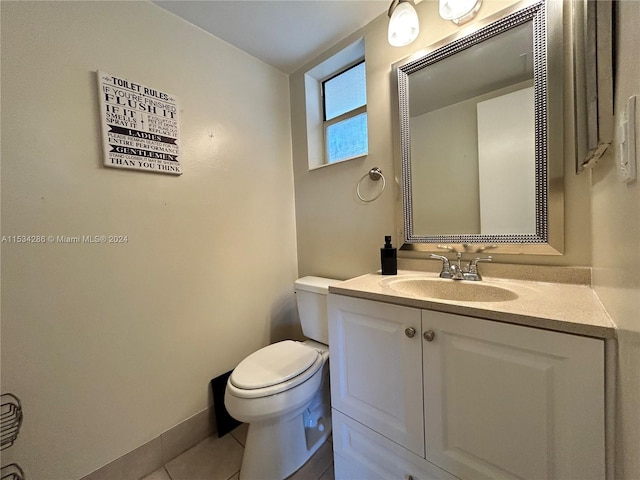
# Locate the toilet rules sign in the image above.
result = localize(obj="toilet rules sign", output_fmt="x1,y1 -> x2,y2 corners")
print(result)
97,71 -> 182,175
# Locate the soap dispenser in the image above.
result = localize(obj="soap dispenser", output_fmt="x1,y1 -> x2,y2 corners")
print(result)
380,235 -> 397,275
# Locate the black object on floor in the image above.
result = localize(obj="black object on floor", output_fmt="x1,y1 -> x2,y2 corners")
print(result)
211,370 -> 241,437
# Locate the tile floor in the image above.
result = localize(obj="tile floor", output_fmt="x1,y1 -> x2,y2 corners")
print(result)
141,423 -> 335,480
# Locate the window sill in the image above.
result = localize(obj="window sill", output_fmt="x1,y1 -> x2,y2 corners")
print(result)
308,153 -> 368,171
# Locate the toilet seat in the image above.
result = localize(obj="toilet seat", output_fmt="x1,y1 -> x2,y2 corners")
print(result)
228,341 -> 324,399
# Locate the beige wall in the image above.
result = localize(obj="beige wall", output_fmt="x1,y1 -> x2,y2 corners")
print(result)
3,1 -> 638,479
591,2 -> 640,479
0,2 -> 297,479
411,103 -> 481,234
291,0 -> 591,279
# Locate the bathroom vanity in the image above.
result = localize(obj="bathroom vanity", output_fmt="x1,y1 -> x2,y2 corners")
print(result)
327,271 -> 615,480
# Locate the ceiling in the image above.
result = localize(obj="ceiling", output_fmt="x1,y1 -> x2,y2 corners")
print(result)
153,1 -> 390,74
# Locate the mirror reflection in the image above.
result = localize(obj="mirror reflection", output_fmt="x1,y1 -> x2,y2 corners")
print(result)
410,21 -> 535,235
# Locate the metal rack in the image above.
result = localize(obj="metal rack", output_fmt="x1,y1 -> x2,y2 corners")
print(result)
0,464 -> 24,480
1,394 -> 24,480
1,394 -> 22,451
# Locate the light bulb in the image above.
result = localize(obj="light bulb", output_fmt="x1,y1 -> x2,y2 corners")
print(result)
439,0 -> 482,25
388,1 -> 420,47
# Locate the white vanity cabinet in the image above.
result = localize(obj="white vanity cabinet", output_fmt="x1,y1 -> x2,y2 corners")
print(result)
328,294 -> 606,480
328,294 -> 424,457
422,308 -> 605,480
332,409 -> 458,480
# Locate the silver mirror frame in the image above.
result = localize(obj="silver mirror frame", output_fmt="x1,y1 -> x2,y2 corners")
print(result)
394,0 -> 564,255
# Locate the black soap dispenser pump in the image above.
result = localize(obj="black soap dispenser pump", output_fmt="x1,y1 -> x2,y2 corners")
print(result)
381,235 -> 397,275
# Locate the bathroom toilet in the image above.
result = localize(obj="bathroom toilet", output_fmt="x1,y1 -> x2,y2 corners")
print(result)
224,276 -> 340,480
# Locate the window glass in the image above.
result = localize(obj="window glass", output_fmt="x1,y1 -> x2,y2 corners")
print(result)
323,62 -> 366,121
326,112 -> 368,163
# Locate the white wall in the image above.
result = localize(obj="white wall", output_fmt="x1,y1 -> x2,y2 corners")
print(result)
0,2 -> 298,479
591,2 -> 640,479
477,86 -> 535,234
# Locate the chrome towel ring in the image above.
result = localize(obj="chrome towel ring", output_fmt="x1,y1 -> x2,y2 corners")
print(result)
356,167 -> 386,202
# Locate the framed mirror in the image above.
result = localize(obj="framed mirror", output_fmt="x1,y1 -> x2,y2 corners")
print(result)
395,0 -> 564,255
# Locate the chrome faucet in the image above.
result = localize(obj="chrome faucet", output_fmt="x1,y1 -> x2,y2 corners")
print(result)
430,253 -> 492,281
429,254 -> 453,279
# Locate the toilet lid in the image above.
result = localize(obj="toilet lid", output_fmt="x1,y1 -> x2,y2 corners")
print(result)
230,340 -> 320,390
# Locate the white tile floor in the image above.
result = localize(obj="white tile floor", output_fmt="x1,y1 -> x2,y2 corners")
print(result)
142,424 -> 335,480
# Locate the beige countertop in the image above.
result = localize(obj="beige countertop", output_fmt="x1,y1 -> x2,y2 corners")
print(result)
328,270 -> 616,339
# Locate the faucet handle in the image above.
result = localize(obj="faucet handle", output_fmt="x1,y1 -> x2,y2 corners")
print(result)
430,253 -> 450,266
461,256 -> 492,281
469,256 -> 493,270
430,254 -> 452,279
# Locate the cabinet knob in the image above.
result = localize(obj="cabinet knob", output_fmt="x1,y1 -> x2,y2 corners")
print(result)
406,475 -> 414,480
423,330 -> 435,342
405,327 -> 416,338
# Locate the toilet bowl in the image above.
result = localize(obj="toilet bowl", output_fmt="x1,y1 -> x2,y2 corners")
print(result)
224,277 -> 339,480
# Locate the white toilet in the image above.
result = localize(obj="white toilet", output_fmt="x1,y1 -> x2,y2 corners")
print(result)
224,276 -> 340,480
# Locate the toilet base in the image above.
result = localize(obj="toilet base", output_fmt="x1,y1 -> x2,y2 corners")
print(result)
239,380 -> 331,480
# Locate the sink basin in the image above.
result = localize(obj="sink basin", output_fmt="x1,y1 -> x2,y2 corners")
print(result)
384,277 -> 518,302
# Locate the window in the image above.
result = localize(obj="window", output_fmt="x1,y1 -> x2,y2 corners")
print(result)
322,62 -> 368,164
303,38 -> 367,170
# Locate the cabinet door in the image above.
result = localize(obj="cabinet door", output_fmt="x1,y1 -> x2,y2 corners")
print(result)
328,294 -> 424,456
422,310 -> 605,480
333,410 -> 458,480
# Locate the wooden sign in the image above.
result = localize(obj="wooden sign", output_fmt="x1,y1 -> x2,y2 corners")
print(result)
97,71 -> 181,175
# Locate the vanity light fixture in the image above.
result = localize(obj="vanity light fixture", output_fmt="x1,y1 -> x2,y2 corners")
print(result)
439,0 -> 482,25
387,0 -> 420,47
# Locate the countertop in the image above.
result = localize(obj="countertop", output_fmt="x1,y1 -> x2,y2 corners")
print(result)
328,270 -> 616,339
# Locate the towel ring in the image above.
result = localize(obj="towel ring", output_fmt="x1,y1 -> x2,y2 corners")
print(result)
356,167 -> 386,202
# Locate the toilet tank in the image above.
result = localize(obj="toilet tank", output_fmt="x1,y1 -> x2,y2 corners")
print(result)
295,276 -> 341,345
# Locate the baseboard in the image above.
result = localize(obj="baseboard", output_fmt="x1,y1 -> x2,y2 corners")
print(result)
80,406 -> 217,480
